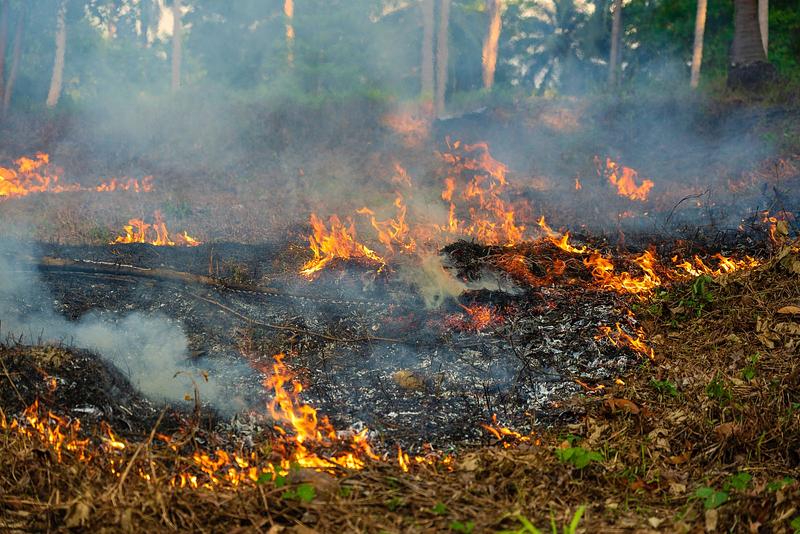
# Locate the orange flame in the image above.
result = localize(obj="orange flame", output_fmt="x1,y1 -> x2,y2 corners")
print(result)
300,213 -> 386,277
602,157 -> 654,201
1,153 -> 154,199
112,211 -> 201,247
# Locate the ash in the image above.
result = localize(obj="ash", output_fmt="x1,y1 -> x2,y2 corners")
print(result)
26,240 -> 635,451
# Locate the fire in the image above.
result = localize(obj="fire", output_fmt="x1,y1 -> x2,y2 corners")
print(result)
600,157 -> 654,201
537,216 -> 586,254
356,193 -> 416,253
300,213 -> 386,277
1,152 -> 153,199
584,249 -> 662,295
575,177 -> 582,190
265,353 -> 379,470
597,323 -> 655,360
673,254 -> 760,277
112,211 -> 201,247
481,415 -> 535,448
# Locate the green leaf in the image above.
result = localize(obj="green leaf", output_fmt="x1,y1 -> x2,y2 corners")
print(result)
295,483 -> 316,502
725,472 -> 752,491
790,515 -> 800,533
256,472 -> 273,485
565,505 -> 586,534
449,520 -> 475,533
432,502 -> 448,515
766,477 -> 796,491
694,487 -> 728,509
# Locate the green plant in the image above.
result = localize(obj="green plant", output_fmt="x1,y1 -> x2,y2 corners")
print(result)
650,379 -> 679,398
281,483 -> 316,502
706,374 -> 732,404
385,496 -> 405,511
555,447 -> 603,469
724,472 -> 751,492
449,520 -> 475,533
685,275 -> 715,316
694,487 -> 729,509
766,477 -> 795,492
432,502 -> 448,515
791,515 -> 800,534
499,506 -> 586,534
742,353 -> 760,382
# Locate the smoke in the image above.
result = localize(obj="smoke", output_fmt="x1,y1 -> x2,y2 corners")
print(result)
0,237 -> 249,416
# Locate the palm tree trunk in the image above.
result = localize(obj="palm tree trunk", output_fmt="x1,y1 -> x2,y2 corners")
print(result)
284,0 -> 294,67
2,7 -> 23,115
421,0 -> 434,115
732,0 -> 766,65
46,0 -> 67,108
690,0 -> 707,89
481,0 -> 503,90
608,0 -> 622,86
758,0 -> 768,55
0,0 -> 9,105
171,0 -> 182,92
435,0 -> 451,118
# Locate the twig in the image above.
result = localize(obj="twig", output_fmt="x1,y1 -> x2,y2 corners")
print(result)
664,189 -> 709,225
0,355 -> 25,405
188,292 -> 402,344
112,409 -> 166,498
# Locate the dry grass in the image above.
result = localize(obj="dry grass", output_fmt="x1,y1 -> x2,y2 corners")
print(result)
2,242 -> 800,533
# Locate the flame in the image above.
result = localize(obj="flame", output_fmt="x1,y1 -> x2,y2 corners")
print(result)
597,323 -> 655,360
1,153 -> 154,199
300,213 -> 386,277
265,353 -> 379,470
601,157 -> 654,201
357,193 -> 416,253
112,211 -> 201,247
575,177 -> 582,190
673,254 -> 760,277
481,415 -> 534,448
584,249 -> 662,295
537,216 -> 586,253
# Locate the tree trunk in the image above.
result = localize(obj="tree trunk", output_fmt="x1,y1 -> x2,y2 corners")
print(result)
608,0 -> 622,86
732,0 -> 766,65
729,0 -> 774,88
758,0 -> 768,55
2,7 -> 22,115
284,0 -> 294,67
421,0 -> 434,114
481,0 -> 503,90
0,0 -> 9,104
690,0 -> 707,89
171,0 -> 182,92
46,0 -> 67,108
435,0 -> 450,118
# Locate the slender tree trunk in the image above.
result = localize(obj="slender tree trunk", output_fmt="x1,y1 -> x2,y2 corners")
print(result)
2,7 -> 23,115
690,0 -> 707,88
481,0 -> 503,90
421,0 -> 435,115
0,0 -> 9,105
284,0 -> 294,67
608,0 -> 622,86
758,0 -> 768,55
732,0 -> 766,65
435,0 -> 450,118
46,0 -> 67,108
171,0 -> 182,92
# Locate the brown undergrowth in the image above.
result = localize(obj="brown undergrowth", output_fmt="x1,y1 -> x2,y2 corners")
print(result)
1,242 -> 799,533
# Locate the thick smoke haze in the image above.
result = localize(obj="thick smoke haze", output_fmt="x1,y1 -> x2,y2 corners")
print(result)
0,238 -> 249,415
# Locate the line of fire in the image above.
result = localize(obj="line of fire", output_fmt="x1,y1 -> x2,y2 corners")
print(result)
1,0 -> 798,531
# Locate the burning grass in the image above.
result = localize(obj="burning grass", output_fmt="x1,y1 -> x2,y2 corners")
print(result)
2,241 -> 798,531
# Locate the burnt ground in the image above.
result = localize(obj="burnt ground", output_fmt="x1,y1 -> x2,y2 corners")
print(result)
2,237 -> 645,452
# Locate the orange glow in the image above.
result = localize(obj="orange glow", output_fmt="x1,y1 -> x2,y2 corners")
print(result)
597,323 -> 655,360
575,177 -> 582,190
112,211 -> 201,247
1,153 -> 154,199
537,216 -> 586,254
584,249 -> 662,295
602,157 -> 654,201
265,353 -> 380,470
357,193 -> 416,253
481,415 -> 533,448
300,213 -> 386,277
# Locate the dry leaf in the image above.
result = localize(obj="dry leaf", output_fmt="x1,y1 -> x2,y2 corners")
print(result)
705,509 -> 718,532
714,422 -> 737,440
668,482 -> 687,495
777,305 -> 800,315
648,517 -> 665,528
604,398 -> 641,414
459,454 -> 480,472
667,451 -> 691,465
65,501 -> 91,528
392,370 -> 425,391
